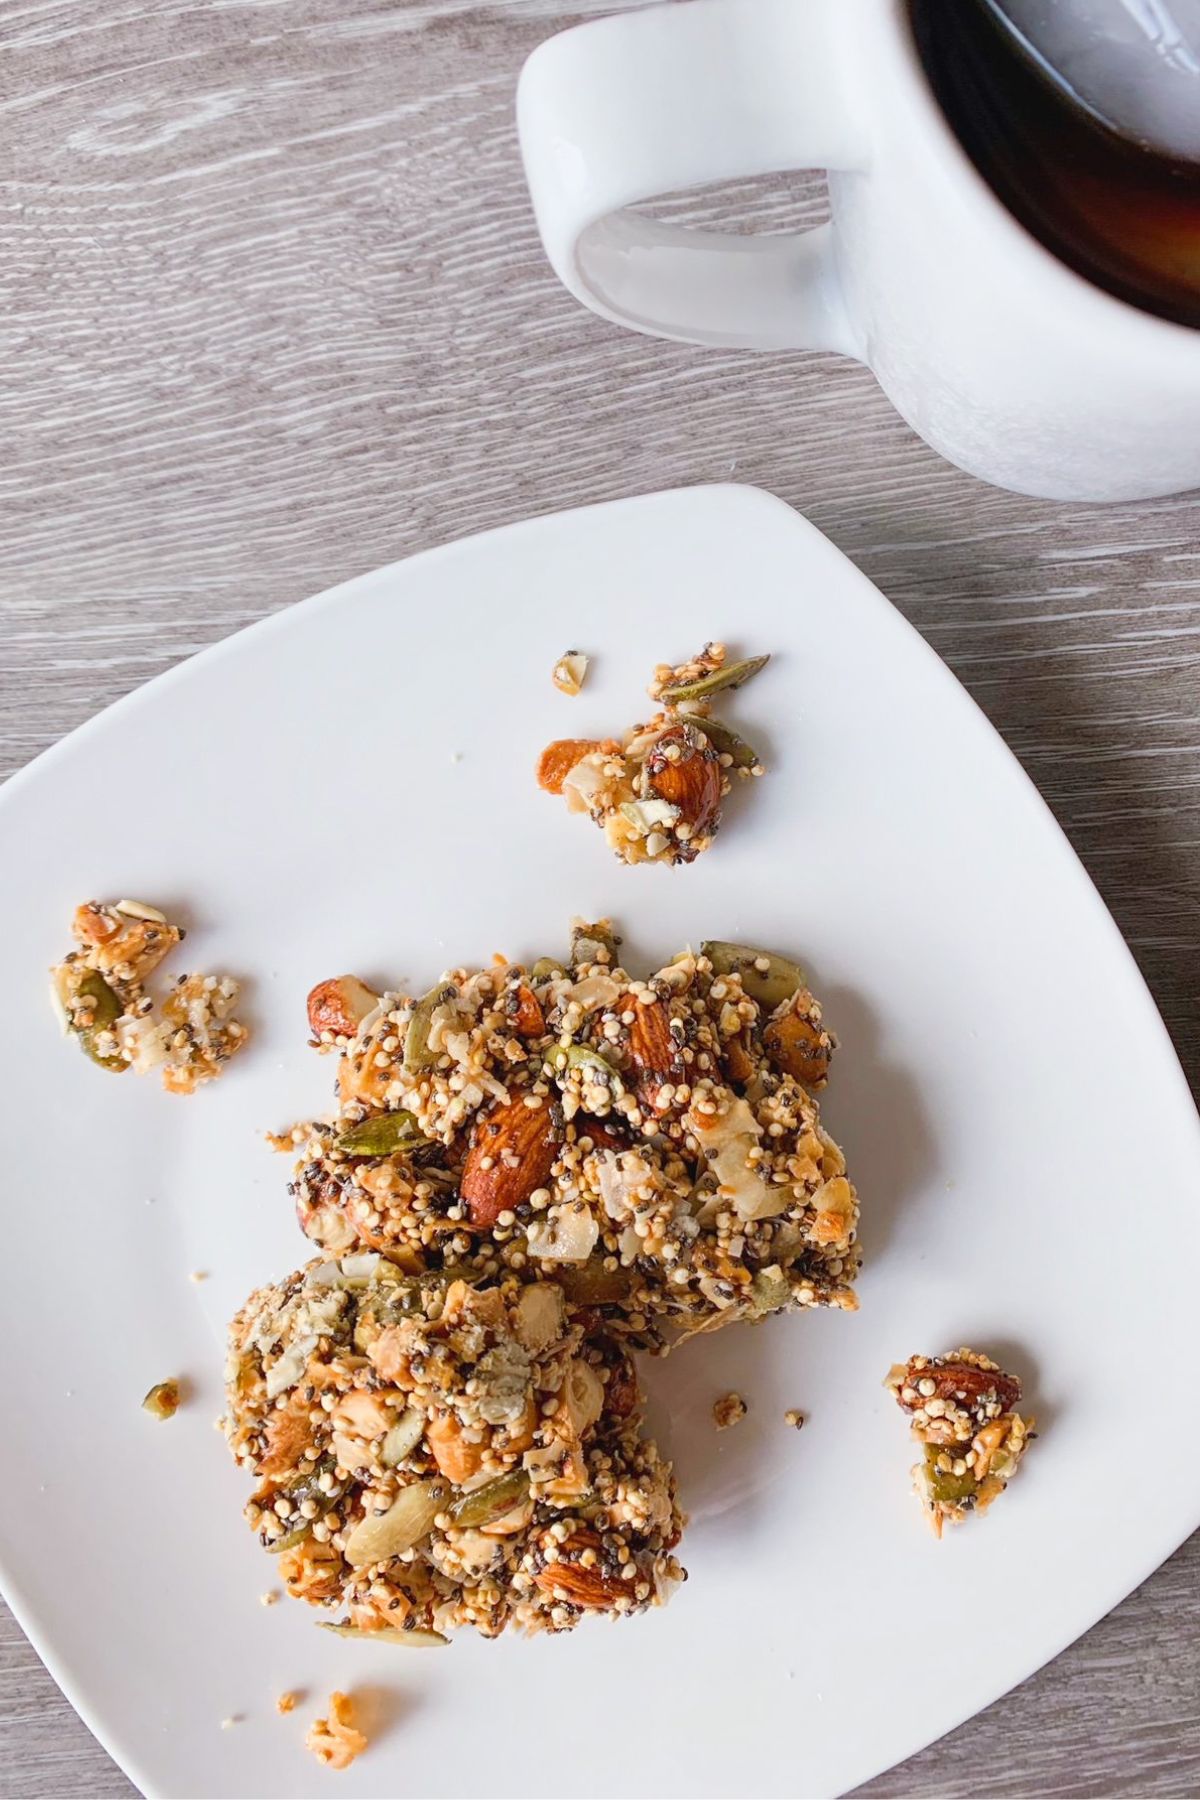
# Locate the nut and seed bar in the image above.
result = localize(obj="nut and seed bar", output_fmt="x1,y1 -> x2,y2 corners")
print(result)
224,1256 -> 683,1640
283,922 -> 859,1348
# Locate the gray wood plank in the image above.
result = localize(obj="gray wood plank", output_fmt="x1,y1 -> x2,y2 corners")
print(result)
1,2 -> 1197,1794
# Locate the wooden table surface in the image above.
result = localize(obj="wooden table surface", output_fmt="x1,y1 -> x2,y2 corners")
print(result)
3,2 -> 1199,1794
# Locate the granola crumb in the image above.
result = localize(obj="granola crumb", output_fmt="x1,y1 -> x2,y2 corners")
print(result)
306,1692 -> 367,1771
276,1691 -> 297,1715
50,900 -> 248,1094
713,1392 -> 747,1430
189,1269 -> 208,1284
259,1590 -> 279,1607
219,1716 -> 241,1731
538,645 -> 769,866
885,1347 -> 1035,1537
142,1379 -> 181,1420
783,1409 -> 805,1430
552,649 -> 589,696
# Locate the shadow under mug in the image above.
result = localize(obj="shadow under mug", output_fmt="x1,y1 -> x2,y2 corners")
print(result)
517,0 -> 1200,502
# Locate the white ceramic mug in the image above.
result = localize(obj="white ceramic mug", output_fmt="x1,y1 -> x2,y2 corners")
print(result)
517,0 -> 1200,501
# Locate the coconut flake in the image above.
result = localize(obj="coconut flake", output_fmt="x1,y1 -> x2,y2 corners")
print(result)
527,1207 -> 599,1262
690,1094 -> 788,1221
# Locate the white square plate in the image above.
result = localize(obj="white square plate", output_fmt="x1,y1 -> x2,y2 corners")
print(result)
2,485 -> 1197,1798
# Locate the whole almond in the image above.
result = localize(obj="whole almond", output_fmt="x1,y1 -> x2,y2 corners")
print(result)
895,1358 -> 1021,1417
461,1094 -> 561,1229
533,1530 -> 627,1609
644,723 -> 723,854
625,998 -> 684,1113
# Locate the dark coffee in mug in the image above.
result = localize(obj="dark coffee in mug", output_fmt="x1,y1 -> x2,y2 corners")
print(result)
909,0 -> 1200,328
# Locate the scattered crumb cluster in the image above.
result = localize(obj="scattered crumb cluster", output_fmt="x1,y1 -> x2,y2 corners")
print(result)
712,1392 -> 747,1430
885,1348 -> 1035,1536
50,900 -> 247,1093
141,1379 -> 181,1421
552,650 -> 589,697
305,1691 -> 367,1771
538,643 -> 769,866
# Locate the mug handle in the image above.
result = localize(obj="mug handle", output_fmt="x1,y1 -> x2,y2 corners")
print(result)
517,0 -> 866,354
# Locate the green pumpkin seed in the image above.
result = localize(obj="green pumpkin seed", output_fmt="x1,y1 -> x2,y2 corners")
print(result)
141,1379 -> 180,1420
700,942 -> 805,1010
561,1043 -> 622,1087
380,1408 -> 425,1468
659,653 -> 770,704
265,1455 -> 342,1551
570,919 -> 621,969
923,1445 -> 978,1508
335,1111 -> 429,1157
530,956 -> 565,982
288,1453 -> 338,1510
448,1468 -> 531,1528
403,982 -> 457,1075
691,716 -> 762,771
319,1623 -> 449,1647
62,968 -> 127,1071
266,1523 -> 313,1555
746,1267 -> 791,1318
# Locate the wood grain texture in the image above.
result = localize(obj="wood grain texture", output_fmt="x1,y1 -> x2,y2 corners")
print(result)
1,2 -> 1198,1794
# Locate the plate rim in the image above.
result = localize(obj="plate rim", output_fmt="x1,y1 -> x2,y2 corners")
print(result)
3,481 -> 1199,1798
